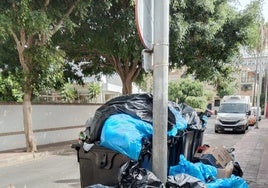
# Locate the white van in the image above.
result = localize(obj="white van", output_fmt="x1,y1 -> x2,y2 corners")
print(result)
214,95 -> 251,134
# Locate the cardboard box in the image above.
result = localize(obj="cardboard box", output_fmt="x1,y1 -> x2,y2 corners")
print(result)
199,146 -> 232,168
193,145 -> 209,160
217,162 -> 234,178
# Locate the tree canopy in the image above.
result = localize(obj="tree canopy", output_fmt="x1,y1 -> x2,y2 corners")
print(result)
0,0 -> 91,152
54,0 -> 264,95
54,0 -> 144,94
169,0 -> 263,82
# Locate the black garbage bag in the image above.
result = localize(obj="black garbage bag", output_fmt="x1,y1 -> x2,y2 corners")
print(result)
118,160 -> 165,188
232,161 -> 243,177
179,103 -> 202,130
88,93 -> 179,142
85,184 -> 115,188
166,173 -> 206,188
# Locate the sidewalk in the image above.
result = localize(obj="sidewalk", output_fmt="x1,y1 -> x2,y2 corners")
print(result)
234,118 -> 268,188
0,140 -> 77,168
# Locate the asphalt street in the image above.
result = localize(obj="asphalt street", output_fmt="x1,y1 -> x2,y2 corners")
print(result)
203,115 -> 245,148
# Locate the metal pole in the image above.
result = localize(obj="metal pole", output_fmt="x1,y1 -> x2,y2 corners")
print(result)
264,67 -> 267,118
253,54 -> 258,106
255,58 -> 262,129
152,0 -> 169,183
256,25 -> 265,127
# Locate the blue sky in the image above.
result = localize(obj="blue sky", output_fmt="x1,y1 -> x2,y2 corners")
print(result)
236,0 -> 268,22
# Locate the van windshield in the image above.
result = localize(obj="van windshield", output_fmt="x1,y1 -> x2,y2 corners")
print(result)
219,103 -> 247,113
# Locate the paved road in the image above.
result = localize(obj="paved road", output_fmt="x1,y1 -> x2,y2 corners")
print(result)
0,150 -> 80,188
203,115 -> 246,148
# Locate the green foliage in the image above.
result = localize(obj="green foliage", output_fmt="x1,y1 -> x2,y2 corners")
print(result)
204,90 -> 215,102
217,80 -> 236,98
136,73 -> 153,93
0,0 -> 91,102
169,78 -> 209,109
0,72 -> 23,102
185,96 -> 207,110
169,0 -> 263,82
0,0 -> 263,100
0,37 -> 20,77
240,0 -> 265,51
25,45 -> 66,93
53,0 -> 263,95
169,78 -> 204,102
168,78 -> 207,108
168,81 -> 183,103
60,83 -> 77,103
54,0 -> 144,94
88,82 -> 101,100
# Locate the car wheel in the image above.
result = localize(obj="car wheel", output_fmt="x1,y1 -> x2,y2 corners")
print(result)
215,129 -> 219,133
246,125 -> 249,130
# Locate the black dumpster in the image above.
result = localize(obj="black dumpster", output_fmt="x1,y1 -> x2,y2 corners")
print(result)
168,130 -> 195,166
190,128 -> 205,162
72,143 -> 130,188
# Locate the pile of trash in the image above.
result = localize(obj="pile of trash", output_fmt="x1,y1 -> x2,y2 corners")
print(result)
73,93 -> 248,188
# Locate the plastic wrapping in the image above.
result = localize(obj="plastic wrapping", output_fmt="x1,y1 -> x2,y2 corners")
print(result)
179,103 -> 202,129
169,155 -> 248,188
166,173 -> 206,188
100,114 -> 153,160
118,160 -> 165,188
85,184 -> 115,188
206,175 -> 249,188
88,94 -> 187,142
232,161 -> 243,177
169,155 -> 217,182
167,106 -> 187,136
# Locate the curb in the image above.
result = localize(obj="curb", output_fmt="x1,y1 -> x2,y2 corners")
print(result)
0,141 -> 76,168
0,151 -> 49,168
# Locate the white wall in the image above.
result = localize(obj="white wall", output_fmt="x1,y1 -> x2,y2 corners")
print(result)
0,104 -> 101,151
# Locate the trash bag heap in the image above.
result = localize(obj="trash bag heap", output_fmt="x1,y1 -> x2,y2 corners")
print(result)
73,93 -> 249,188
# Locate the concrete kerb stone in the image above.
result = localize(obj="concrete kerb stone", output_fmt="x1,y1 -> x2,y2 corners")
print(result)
0,140 -> 76,168
0,151 -> 49,168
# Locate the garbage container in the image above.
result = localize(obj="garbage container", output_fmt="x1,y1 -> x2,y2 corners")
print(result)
168,130 -> 195,166
168,131 -> 185,166
72,143 -> 130,187
191,128 -> 205,162
182,130 -> 195,161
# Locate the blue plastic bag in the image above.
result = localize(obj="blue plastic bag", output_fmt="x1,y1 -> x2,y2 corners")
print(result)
200,115 -> 208,128
100,114 -> 153,160
169,155 -> 217,182
168,106 -> 187,136
206,175 -> 249,188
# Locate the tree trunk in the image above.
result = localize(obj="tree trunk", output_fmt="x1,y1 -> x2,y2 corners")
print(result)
122,79 -> 133,95
23,80 -> 37,152
111,57 -> 141,95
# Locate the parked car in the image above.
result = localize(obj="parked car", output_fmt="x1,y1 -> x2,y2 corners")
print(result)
251,106 -> 261,121
248,112 -> 257,126
214,95 -> 251,134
